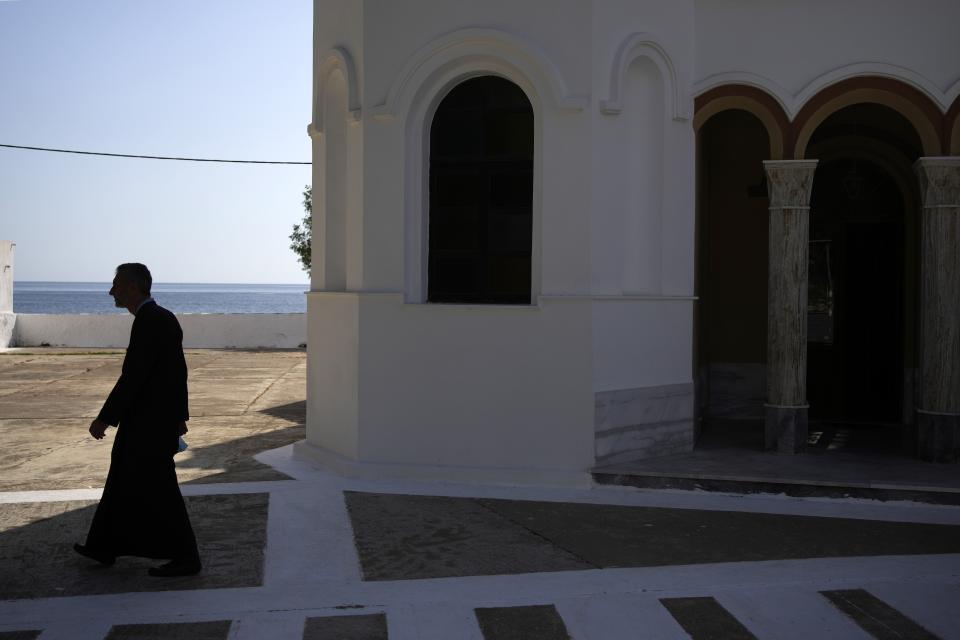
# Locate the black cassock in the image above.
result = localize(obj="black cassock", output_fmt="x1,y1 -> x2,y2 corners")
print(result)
84,300 -> 199,560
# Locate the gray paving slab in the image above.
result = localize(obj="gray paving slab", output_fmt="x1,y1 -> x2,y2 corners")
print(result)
302,614 -> 388,640
0,631 -> 41,640
104,620 -> 233,640
481,497 -> 960,567
344,491 -> 593,581
0,493 -> 268,599
474,605 -> 571,640
345,492 -> 960,581
660,597 -> 758,640
821,590 -> 940,640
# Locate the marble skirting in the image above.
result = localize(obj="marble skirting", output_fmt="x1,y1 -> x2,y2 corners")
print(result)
595,383 -> 694,465
701,363 -> 766,420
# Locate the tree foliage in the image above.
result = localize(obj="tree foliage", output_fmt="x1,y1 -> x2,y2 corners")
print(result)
289,185 -> 312,272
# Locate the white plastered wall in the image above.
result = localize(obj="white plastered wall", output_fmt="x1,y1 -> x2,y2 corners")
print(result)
356,297 -> 594,477
306,0 -> 364,465
586,2 -> 697,463
302,0 -> 706,480
692,0 -> 960,120
305,294 -> 360,459
589,3 -> 696,389
302,0 -> 609,483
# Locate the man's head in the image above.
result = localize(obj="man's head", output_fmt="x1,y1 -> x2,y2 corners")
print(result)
110,263 -> 152,311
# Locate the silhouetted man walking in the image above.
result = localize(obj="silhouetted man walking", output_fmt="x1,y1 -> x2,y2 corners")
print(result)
74,263 -> 201,577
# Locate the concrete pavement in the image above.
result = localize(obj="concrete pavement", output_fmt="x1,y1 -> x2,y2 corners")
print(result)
0,348 -> 305,491
1,349 -> 959,639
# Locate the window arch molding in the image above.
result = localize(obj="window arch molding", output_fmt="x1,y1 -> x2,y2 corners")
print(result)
372,28 -> 586,122
401,58 -> 548,303
309,47 -> 361,138
599,32 -> 690,121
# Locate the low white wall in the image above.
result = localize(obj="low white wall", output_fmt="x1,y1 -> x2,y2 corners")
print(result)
8,313 -> 306,349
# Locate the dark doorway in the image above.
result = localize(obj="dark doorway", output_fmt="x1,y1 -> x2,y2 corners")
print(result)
695,109 -> 771,423
807,158 -> 905,424
428,76 -> 534,304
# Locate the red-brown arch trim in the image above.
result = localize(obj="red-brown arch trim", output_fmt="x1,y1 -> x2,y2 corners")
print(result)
694,84 -> 792,159
947,94 -> 960,155
793,76 -> 946,158
696,77 -> 953,159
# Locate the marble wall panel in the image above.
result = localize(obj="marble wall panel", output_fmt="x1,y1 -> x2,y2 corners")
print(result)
703,363 -> 766,420
595,382 -> 694,464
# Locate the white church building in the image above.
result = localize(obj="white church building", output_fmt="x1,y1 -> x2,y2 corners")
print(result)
296,1 -> 960,484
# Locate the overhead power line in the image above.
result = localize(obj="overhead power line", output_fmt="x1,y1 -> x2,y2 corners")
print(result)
0,143 -> 310,165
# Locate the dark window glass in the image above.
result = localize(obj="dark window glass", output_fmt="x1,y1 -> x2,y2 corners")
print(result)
428,76 -> 534,304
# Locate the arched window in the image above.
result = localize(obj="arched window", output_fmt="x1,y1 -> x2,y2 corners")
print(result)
428,76 -> 534,304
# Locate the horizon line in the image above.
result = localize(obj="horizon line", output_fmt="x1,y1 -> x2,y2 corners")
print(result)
13,280 -> 310,286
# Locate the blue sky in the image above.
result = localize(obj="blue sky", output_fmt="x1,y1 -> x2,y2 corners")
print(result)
0,0 -> 312,283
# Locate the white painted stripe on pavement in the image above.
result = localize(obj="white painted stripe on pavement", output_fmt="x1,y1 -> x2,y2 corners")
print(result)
714,587 -> 872,640
402,602 -> 484,640
383,604 -> 421,640
263,483 -> 362,586
554,593 -> 689,640
2,555 -> 958,627
866,582 -> 960,640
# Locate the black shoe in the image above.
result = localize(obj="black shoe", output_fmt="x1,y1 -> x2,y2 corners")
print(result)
73,543 -> 115,566
147,558 -> 202,577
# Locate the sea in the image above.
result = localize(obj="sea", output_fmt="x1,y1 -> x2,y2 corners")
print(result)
12,282 -> 308,315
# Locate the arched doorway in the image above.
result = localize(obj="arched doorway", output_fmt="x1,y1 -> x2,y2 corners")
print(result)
804,103 -> 922,451
696,95 -> 928,455
695,109 -> 772,429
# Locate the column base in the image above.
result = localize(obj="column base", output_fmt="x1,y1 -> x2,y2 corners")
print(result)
765,404 -> 808,454
916,410 -> 960,463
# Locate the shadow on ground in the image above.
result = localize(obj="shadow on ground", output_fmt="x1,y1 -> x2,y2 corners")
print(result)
180,423 -> 304,485
0,494 -> 269,600
345,491 -> 960,581
257,400 -> 305,422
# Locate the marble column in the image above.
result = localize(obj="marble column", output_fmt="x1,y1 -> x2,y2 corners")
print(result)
763,160 -> 818,453
915,157 -> 960,462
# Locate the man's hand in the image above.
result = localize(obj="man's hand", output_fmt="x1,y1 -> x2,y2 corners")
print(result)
89,418 -> 110,440
177,421 -> 188,436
